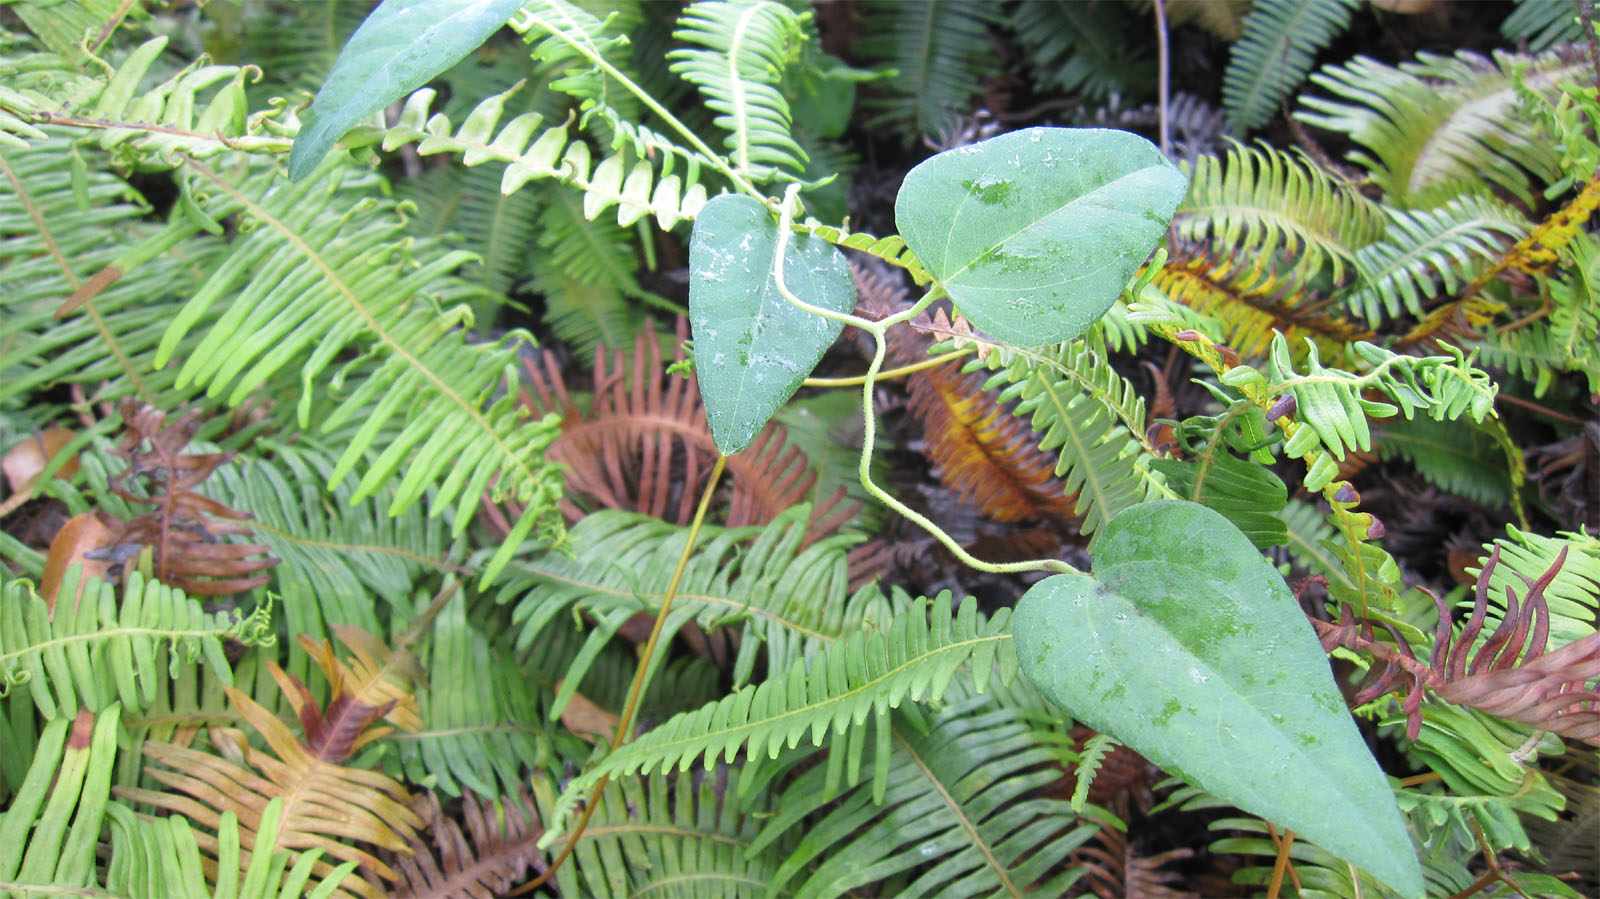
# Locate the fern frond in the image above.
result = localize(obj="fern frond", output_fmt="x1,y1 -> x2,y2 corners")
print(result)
386,593 -> 549,800
533,767 -> 780,898
1155,247 -> 1371,360
541,595 -> 1015,839
388,790 -> 543,897
535,271 -> 643,357
1297,48 -> 1587,207
668,0 -> 809,180
854,0 -> 1003,142
1348,195 -> 1528,321
117,672 -> 423,898
974,339 -> 1168,539
1013,0 -> 1152,102
1470,527 -> 1600,649
0,139 -> 227,410
107,799 -> 360,899
1501,0 -> 1586,53
755,692 -> 1098,896
531,185 -> 643,292
0,706 -> 121,893
383,85 -> 710,230
1175,142 -> 1382,288
0,568 -> 271,722
496,506 -> 878,700
1375,416 -> 1515,507
398,164 -> 543,298
1279,500 -> 1359,596
1222,0 -> 1360,132
149,156 -> 564,585
241,0 -> 371,100
1260,333 -> 1498,461
203,441 -> 460,640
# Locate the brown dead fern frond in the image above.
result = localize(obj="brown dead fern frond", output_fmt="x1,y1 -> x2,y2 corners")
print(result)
514,317 -> 860,549
97,399 -> 278,595
1316,546 -> 1600,744
390,790 -> 545,898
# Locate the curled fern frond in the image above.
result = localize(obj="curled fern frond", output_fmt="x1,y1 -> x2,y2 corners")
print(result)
668,0 -> 809,181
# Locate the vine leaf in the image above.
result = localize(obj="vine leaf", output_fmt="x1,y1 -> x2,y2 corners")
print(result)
688,194 -> 855,454
895,127 -> 1187,346
288,0 -> 524,180
1013,500 -> 1423,897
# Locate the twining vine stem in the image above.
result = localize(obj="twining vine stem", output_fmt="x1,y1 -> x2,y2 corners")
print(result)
772,184 -> 1077,577
511,454 -> 730,895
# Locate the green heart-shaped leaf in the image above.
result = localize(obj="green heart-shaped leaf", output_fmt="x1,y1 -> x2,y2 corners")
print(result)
689,194 -> 855,454
288,0 -> 523,181
895,127 -> 1187,346
1014,501 -> 1422,897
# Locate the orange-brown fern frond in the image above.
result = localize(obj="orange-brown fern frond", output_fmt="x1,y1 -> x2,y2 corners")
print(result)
389,790 -> 544,898
515,317 -> 859,547
1156,245 -> 1371,360
905,355 -> 1081,527
116,666 -> 423,898
298,625 -> 425,733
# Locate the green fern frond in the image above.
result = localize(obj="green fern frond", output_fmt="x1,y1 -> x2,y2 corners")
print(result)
239,0 -> 371,101
1297,48 -> 1587,208
495,506 -> 880,706
755,692 -> 1098,897
0,139 -> 227,410
668,0 -> 809,180
974,339 -> 1168,538
0,568 -> 271,722
1013,0 -> 1152,103
854,0 -> 1003,142
1258,333 -> 1498,461
1375,416 -> 1515,507
541,594 -> 1016,840
1469,527 -> 1600,648
0,706 -> 123,894
1348,195 -> 1529,321
1501,0 -> 1585,53
1175,142 -> 1382,288
532,186 -> 643,292
202,441 -> 460,640
149,156 -> 564,585
106,799 -> 360,899
398,164 -> 544,299
1222,0 -> 1360,132
535,271 -> 644,358
534,767 -> 781,898
1151,404 -> 1290,548
384,592 -> 548,801
383,84 -> 710,231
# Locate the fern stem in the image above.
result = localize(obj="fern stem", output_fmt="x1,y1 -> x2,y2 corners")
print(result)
771,184 -> 1078,577
511,453 -> 729,895
802,348 -> 973,387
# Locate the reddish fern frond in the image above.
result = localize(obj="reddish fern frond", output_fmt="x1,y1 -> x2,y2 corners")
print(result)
514,318 -> 859,544
271,663 -> 397,763
390,791 -> 545,898
298,625 -> 426,734
100,400 -> 278,594
905,353 -> 1081,526
1317,546 -> 1600,744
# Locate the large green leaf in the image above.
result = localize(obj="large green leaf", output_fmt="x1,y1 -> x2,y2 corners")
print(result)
288,0 -> 523,181
895,127 -> 1186,346
688,194 -> 855,454
1013,501 -> 1423,897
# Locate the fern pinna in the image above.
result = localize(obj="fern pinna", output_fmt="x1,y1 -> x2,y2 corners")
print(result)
4,1 -> 1600,897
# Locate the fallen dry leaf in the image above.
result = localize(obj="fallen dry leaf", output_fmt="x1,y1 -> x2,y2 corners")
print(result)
3,427 -> 79,495
40,512 -> 116,615
556,680 -> 621,743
